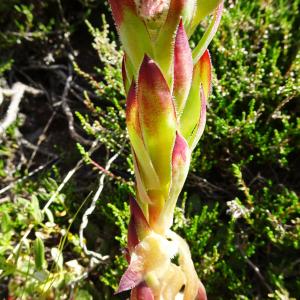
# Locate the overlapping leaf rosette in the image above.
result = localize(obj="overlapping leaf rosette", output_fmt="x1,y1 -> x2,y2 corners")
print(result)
108,0 -> 223,299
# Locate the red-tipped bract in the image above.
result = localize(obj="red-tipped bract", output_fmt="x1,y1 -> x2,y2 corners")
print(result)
173,19 -> 193,115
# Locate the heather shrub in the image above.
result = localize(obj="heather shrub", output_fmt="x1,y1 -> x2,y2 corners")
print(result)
0,0 -> 299,299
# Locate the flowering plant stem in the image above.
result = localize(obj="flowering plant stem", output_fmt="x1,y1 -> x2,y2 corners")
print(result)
108,0 -> 224,298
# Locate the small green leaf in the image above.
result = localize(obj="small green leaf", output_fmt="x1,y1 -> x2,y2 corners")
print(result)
34,237 -> 45,271
1,212 -> 12,234
44,208 -> 54,223
31,195 -> 43,223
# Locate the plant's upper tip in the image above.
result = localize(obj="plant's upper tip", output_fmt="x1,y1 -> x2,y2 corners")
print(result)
134,0 -> 170,20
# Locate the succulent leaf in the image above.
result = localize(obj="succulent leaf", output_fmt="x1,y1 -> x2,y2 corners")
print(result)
130,197 -> 151,240
109,0 -> 153,74
155,0 -> 186,85
157,133 -> 190,232
117,256 -> 144,293
173,19 -> 193,115
133,154 -> 152,205
180,49 -> 210,148
181,0 -> 197,30
192,2 -> 223,63
189,86 -> 207,150
199,49 -> 212,99
137,56 -> 177,196
195,0 -> 223,21
128,217 -> 139,254
179,56 -> 202,142
122,55 -> 131,94
126,82 -> 161,190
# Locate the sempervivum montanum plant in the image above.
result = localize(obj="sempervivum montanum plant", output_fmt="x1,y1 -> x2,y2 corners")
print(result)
109,0 -> 223,299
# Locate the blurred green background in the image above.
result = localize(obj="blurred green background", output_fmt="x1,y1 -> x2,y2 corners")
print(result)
0,0 -> 299,299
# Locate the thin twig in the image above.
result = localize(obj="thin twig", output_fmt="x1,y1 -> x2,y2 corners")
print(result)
21,64 -> 98,101
21,138 -> 58,159
188,173 -> 232,196
79,144 -> 125,262
0,82 -> 41,138
42,141 -> 98,212
61,63 -> 93,146
267,94 -> 296,124
90,158 -> 132,185
237,244 -> 273,293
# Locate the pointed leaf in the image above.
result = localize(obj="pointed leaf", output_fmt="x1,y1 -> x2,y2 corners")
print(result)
155,0 -> 186,85
180,57 -> 202,142
130,197 -> 150,240
200,49 -> 212,99
189,0 -> 223,35
157,133 -> 190,231
181,0 -> 197,30
192,3 -> 223,63
172,133 -> 190,168
190,87 -> 207,150
122,55 -> 130,94
109,0 -> 135,26
117,257 -> 144,293
109,0 -> 153,74
173,19 -> 193,115
128,217 -> 139,254
133,154 -> 152,205
180,50 -> 209,147
137,56 -> 177,196
126,82 -> 160,190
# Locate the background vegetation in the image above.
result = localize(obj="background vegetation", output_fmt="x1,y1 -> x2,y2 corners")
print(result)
0,0 -> 299,299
